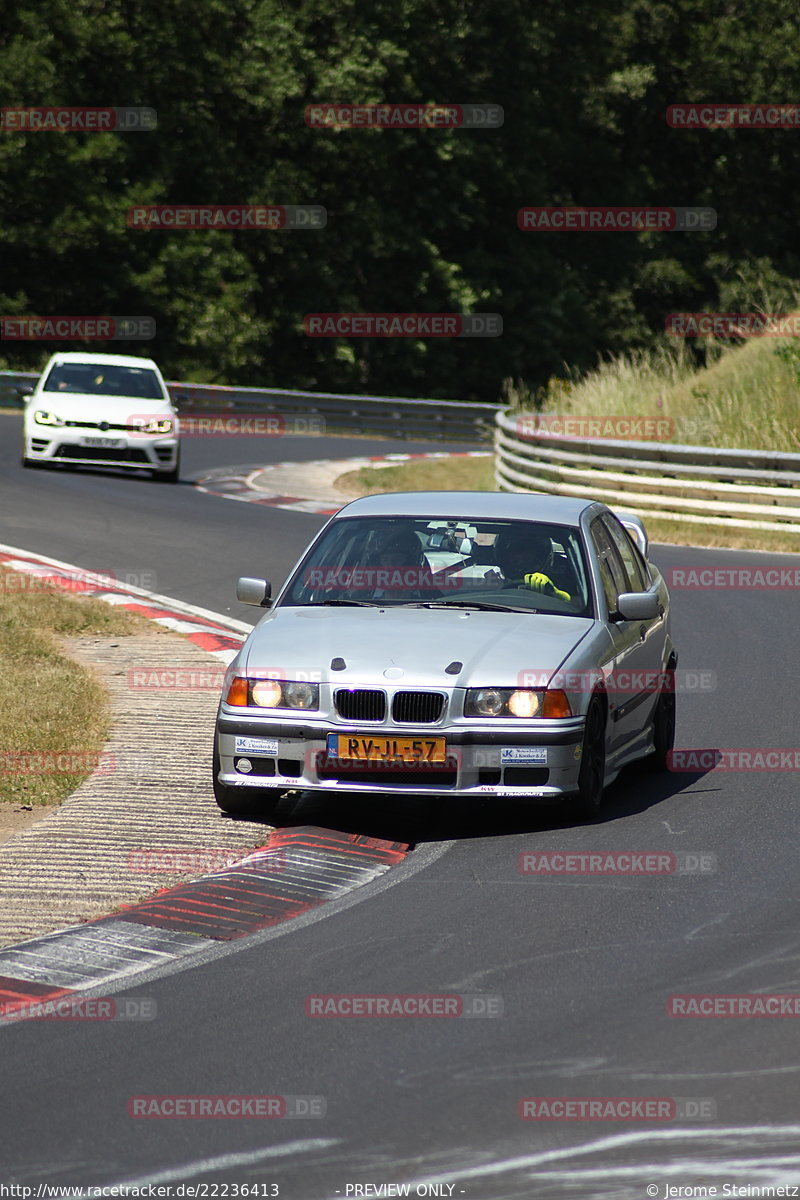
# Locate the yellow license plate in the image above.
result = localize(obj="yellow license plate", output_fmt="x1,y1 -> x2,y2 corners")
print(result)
330,735 -> 446,764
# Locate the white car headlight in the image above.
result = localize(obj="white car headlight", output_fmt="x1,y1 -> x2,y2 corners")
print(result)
136,418 -> 173,435
34,410 -> 65,427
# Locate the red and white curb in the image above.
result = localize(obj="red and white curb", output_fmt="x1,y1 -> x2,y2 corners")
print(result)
195,450 -> 492,515
0,829 -> 409,1019
0,544 -> 412,1014
0,542 -> 248,662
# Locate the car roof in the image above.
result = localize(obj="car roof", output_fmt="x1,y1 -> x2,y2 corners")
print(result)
42,353 -> 161,369
334,491 -> 600,525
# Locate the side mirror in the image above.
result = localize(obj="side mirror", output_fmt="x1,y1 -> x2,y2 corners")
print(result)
615,591 -> 661,621
15,385 -> 33,400
236,577 -> 272,607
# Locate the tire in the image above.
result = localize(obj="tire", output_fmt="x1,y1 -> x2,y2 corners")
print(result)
570,695 -> 607,819
212,743 -> 284,816
646,678 -> 676,772
154,449 -> 181,483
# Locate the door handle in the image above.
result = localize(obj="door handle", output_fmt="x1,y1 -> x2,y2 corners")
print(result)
639,624 -> 647,642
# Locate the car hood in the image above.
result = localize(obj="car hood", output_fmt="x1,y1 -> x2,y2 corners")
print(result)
240,606 -> 595,688
30,392 -> 174,421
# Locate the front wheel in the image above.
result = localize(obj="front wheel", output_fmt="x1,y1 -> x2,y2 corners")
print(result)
154,448 -> 181,483
570,696 -> 606,819
646,681 -> 676,772
212,744 -> 284,817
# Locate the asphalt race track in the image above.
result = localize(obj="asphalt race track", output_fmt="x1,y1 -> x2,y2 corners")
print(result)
1,413 -> 799,1198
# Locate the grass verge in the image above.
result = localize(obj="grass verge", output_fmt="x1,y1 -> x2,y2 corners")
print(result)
335,456 -> 800,554
0,567 -> 160,805
506,330 -> 800,453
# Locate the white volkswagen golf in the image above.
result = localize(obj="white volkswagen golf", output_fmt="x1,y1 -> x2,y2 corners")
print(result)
21,352 -> 180,481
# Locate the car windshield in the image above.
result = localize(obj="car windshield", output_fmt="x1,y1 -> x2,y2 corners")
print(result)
281,516 -> 594,617
42,363 -> 165,399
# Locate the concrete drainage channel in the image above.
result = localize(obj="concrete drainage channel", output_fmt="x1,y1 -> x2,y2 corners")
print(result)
0,543 -> 412,1019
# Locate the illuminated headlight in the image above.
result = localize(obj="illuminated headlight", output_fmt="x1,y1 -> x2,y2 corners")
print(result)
226,676 -> 319,711
136,418 -> 173,435
34,410 -> 65,427
465,688 -> 572,718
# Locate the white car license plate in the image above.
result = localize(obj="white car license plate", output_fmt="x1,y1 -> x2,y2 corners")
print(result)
80,436 -> 124,448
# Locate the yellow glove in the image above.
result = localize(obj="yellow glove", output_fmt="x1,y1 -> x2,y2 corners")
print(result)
523,572 -> 571,601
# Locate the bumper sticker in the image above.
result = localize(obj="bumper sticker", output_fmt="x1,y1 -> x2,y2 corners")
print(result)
501,747 -> 547,765
234,736 -> 279,755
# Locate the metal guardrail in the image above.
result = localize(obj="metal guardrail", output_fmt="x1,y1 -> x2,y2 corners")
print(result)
0,370 -> 497,442
495,408 -> 800,533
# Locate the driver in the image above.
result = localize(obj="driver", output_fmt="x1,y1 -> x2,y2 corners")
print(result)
490,526 -> 571,601
365,526 -> 429,598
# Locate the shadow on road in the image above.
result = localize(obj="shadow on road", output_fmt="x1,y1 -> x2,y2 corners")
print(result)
240,760 -> 718,849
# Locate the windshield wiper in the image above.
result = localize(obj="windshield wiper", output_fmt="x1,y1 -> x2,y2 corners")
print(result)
306,599 -> 380,607
415,600 -> 535,613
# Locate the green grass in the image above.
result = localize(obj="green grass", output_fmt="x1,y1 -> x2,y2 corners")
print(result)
0,568 -> 160,805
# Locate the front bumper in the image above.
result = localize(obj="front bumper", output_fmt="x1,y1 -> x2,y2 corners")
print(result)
24,426 -> 178,472
215,710 -> 586,800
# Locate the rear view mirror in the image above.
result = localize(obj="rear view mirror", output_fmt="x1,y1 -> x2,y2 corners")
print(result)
616,591 -> 661,621
236,577 -> 272,607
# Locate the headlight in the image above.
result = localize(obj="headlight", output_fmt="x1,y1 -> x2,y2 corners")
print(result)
465,688 -> 572,718
225,676 -> 319,711
467,688 -> 508,717
34,410 -> 64,427
136,418 -> 173,435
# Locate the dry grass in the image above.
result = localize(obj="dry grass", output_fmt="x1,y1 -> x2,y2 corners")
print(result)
336,454 -> 495,497
0,568 -> 160,805
506,329 -> 800,453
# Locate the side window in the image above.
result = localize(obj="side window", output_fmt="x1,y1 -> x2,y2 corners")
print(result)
602,515 -> 648,592
590,519 -> 627,613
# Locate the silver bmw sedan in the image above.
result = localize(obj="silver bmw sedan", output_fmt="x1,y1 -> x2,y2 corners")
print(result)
213,492 -> 676,820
